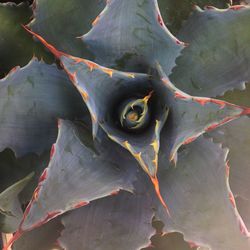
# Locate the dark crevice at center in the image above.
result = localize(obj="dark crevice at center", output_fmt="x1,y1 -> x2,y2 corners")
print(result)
111,91 -> 155,135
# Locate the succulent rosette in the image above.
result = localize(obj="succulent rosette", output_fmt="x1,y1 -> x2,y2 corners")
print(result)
1,0 -> 250,250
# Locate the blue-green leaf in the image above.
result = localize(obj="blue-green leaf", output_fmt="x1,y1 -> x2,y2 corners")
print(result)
19,120 -> 137,233
82,0 -> 184,73
0,58 -> 86,156
156,137 -> 250,250
170,5 -> 250,97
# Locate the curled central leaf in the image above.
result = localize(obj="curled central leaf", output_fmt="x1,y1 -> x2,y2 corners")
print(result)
119,91 -> 153,132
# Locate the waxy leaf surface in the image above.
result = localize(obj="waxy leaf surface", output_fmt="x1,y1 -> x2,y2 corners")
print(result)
155,65 -> 248,162
59,186 -> 154,250
170,6 -> 250,97
156,137 -> 250,250
0,58 -> 85,156
20,120 -> 138,232
83,0 -> 183,73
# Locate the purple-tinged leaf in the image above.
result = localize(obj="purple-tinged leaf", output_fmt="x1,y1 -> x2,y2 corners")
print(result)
82,0 -> 184,73
0,58 -> 86,156
59,187 -> 155,250
208,116 -> 250,201
16,120 -> 137,235
0,173 -> 33,233
29,0 -> 106,58
156,137 -> 250,250
58,54 -> 167,180
170,5 -> 250,97
23,27 -> 169,186
156,65 -> 250,163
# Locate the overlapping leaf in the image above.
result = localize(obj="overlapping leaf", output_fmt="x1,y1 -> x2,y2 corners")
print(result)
170,5 -> 250,97
18,120 -> 138,233
22,27 -> 250,182
0,58 -> 86,156
59,187 -> 154,250
82,0 -> 184,74
5,2 -> 250,250
55,54 -> 170,178
155,65 -> 250,163
29,0 -> 106,58
156,137 -> 250,250
22,28 -> 171,180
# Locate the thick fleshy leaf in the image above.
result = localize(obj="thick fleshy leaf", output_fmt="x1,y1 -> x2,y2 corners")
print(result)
59,187 -> 155,250
0,2 -> 53,77
170,5 -> 250,97
82,0 -> 184,73
208,116 -> 250,201
156,137 -> 250,250
0,58 -> 86,156
158,0 -> 231,34
22,28 -> 170,180
12,217 -> 63,250
57,54 -> 168,178
156,65 -> 250,163
18,120 -> 137,233
29,0 -> 106,58
0,173 -> 33,233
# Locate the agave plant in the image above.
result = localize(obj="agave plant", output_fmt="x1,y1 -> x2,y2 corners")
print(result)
1,0 -> 250,249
